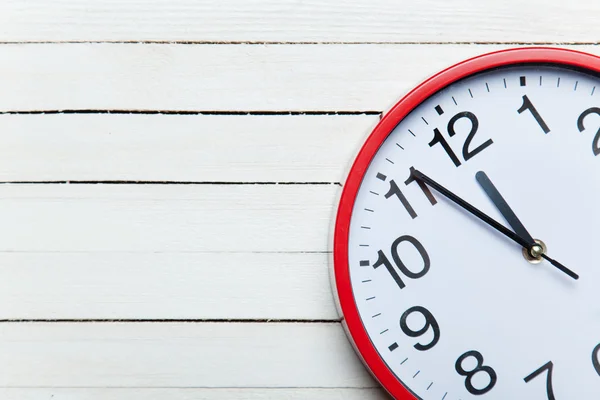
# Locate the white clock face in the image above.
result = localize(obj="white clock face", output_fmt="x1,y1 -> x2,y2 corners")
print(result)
347,65 -> 600,399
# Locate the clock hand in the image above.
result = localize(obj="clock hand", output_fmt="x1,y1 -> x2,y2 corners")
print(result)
474,170 -> 579,280
475,171 -> 535,245
412,169 -> 579,280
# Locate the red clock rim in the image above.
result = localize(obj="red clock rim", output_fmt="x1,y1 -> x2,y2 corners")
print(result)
332,47 -> 600,399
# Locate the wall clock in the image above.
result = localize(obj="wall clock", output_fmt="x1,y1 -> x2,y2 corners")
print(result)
332,47 -> 600,399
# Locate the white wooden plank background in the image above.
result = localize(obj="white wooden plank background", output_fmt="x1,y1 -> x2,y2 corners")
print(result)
0,114 -> 376,182
0,323 -> 375,387
1,0 -> 599,43
2,44 -> 598,112
0,389 -> 389,400
0,252 -> 337,320
0,1 -> 593,399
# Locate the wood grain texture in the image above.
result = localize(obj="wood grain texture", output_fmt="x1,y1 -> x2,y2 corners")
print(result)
0,0 -> 599,43
0,184 -> 336,253
0,322 -> 376,388
0,252 -> 339,320
0,114 -> 376,182
1,43 -> 583,112
0,184 -> 342,320
0,388 -> 390,400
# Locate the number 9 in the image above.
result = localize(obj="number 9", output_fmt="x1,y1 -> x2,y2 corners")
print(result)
400,306 -> 441,351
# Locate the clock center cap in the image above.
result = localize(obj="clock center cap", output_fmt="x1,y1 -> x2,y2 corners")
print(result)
523,239 -> 547,264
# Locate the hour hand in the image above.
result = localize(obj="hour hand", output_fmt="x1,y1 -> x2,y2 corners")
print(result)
475,170 -> 579,280
475,171 -> 536,247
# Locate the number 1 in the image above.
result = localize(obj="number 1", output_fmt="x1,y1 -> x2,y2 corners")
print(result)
518,95 -> 551,134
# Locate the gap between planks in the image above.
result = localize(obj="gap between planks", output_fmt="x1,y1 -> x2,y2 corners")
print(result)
1,41 -> 600,45
0,181 -> 342,185
0,319 -> 341,323
0,388 -> 389,400
0,110 -> 382,115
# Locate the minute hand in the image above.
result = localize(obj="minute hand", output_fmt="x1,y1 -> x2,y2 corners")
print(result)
412,169 -> 578,280
412,170 -> 530,248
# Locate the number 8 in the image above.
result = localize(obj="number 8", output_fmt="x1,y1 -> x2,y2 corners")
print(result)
455,350 -> 498,395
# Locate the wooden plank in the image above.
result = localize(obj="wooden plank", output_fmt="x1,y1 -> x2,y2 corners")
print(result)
0,322 -> 376,388
0,252 -> 338,320
6,43 -> 596,111
0,388 -> 389,400
0,0 -> 599,43
0,114 -> 376,182
0,184 -> 336,253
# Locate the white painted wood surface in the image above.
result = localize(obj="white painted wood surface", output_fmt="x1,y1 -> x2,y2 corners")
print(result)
0,44 -> 597,112
0,114 -> 376,182
0,252 -> 337,320
1,0 -> 599,43
0,389 -> 389,400
0,323 -> 375,387
0,2 -> 590,399
0,185 -> 336,252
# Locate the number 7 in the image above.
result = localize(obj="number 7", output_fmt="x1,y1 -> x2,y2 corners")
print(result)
524,361 -> 555,400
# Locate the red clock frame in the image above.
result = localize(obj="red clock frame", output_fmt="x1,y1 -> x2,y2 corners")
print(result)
332,47 -> 600,399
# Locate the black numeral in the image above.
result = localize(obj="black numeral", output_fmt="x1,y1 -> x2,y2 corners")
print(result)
524,345 -> 600,398
399,306 -> 440,351
593,343 -> 600,376
372,235 -> 430,291
577,107 -> 600,156
518,95 -> 550,133
405,166 -> 437,206
429,127 -> 461,166
455,350 -> 497,395
383,167 -> 437,219
448,112 -> 493,161
429,112 -> 493,167
373,250 -> 405,289
524,361 -> 555,400
385,180 -> 417,219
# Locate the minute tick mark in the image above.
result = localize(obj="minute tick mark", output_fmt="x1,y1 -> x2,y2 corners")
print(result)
413,370 -> 420,378
401,357 -> 408,365
557,77 -> 561,87
452,96 -> 457,105
366,296 -> 376,301
575,81 -> 579,91
364,208 -> 374,212
592,86 -> 596,96
385,158 -> 395,164
408,129 -> 416,137
369,191 -> 379,196
421,117 -> 429,125
503,78 -> 507,88
485,82 -> 490,92
468,88 -> 473,98
396,143 -> 404,150
427,382 -> 433,390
